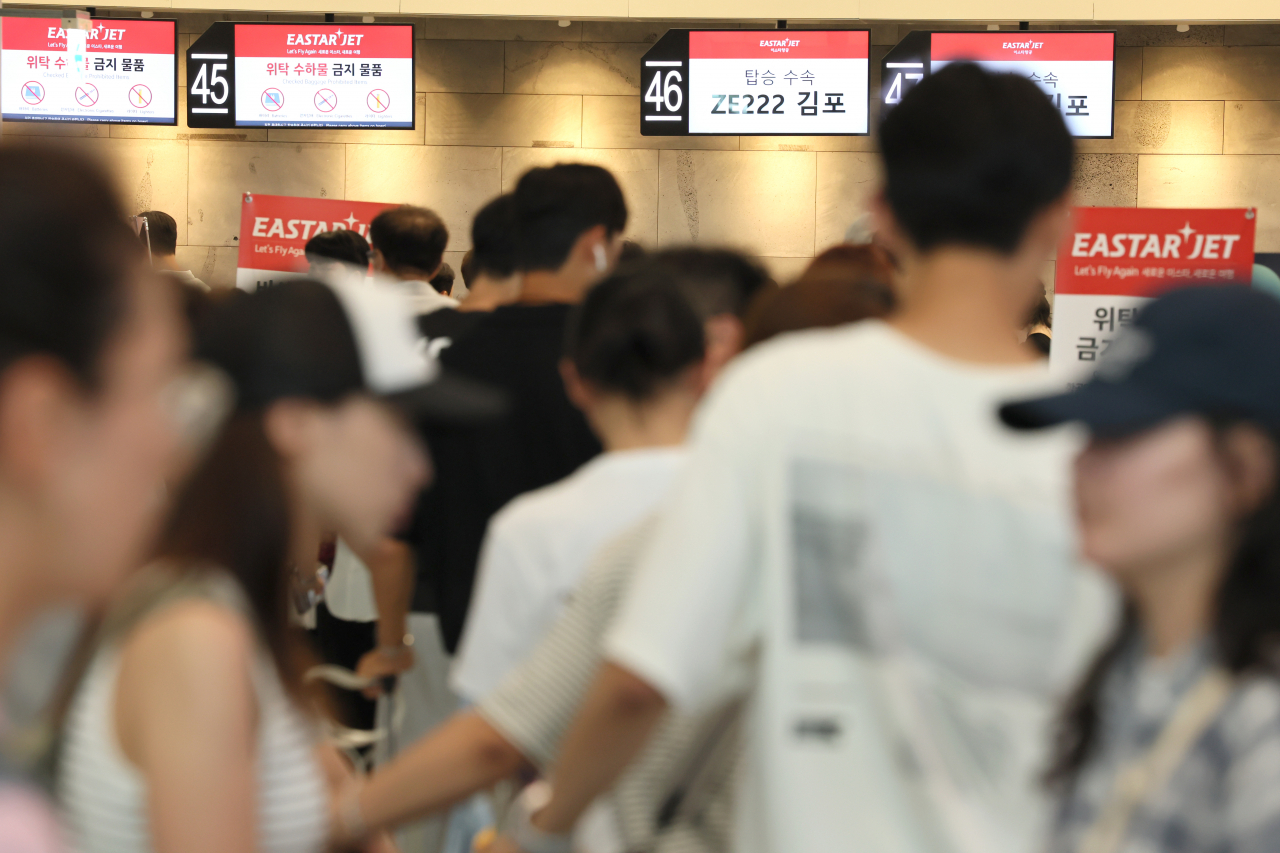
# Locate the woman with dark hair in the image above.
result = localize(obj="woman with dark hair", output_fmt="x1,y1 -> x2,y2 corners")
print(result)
1000,285 -> 1280,853
57,279 -> 499,853
0,148 -> 191,853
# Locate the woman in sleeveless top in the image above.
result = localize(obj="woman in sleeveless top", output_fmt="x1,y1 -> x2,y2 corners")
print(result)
57,279 -> 496,853
1001,287 -> 1280,853
0,150 -> 193,853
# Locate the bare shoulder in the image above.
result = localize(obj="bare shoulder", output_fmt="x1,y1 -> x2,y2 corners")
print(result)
120,597 -> 256,676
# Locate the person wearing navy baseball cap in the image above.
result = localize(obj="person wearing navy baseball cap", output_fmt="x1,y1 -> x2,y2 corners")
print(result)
1002,285 -> 1280,853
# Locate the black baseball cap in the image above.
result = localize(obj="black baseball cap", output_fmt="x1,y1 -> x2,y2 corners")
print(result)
1001,285 -> 1280,437
197,278 -> 506,425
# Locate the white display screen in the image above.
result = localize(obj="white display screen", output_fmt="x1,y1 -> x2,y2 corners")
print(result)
684,31 -> 869,135
1,18 -> 176,124
230,24 -> 413,128
930,32 -> 1114,138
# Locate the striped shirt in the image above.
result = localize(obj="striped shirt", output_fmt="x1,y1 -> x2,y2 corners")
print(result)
1052,641 -> 1280,853
479,517 -> 740,853
57,570 -> 330,853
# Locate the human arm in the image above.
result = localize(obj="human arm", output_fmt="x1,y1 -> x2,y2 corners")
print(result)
331,710 -> 527,845
531,662 -> 668,835
355,537 -> 416,697
113,601 -> 259,853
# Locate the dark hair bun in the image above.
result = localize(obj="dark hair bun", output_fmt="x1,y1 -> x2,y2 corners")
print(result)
565,263 -> 705,402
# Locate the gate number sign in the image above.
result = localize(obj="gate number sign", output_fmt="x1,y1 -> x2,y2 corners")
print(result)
641,29 -> 870,136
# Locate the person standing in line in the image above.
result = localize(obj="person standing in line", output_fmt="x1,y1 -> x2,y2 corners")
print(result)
0,149 -> 192,853
306,229 -> 371,281
1001,286 -> 1280,853
1025,294 -> 1054,357
369,205 -> 458,316
57,278 -> 500,853
451,249 -> 768,707
417,194 -> 524,359
430,264 -> 457,298
136,210 -> 208,290
490,64 -> 1113,853
405,163 -> 626,660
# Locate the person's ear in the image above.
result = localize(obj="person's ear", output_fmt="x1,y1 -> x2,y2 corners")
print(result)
701,315 -> 745,389
263,398 -> 318,462
869,191 -> 913,265
569,225 -> 610,275
1023,193 -> 1074,259
559,359 -> 594,413
1222,423 -> 1278,516
370,249 -> 388,274
0,356 -> 82,490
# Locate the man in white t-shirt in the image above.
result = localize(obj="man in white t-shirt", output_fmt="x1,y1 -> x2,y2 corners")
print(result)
369,205 -> 460,316
497,63 -> 1114,853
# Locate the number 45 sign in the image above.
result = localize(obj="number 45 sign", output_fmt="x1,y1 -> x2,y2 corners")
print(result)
187,23 -> 236,128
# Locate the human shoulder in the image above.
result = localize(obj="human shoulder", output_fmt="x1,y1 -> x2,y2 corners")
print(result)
117,597 -> 256,698
1222,672 -> 1280,754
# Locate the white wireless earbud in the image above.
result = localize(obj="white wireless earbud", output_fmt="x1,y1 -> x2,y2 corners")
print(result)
593,243 -> 608,273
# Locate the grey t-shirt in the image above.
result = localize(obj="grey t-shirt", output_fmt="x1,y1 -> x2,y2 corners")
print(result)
478,517 -> 740,853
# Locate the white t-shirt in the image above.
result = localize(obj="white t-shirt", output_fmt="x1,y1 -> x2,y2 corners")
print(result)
604,322 -> 1115,853
396,279 -> 459,316
326,539 -> 377,623
452,447 -> 688,703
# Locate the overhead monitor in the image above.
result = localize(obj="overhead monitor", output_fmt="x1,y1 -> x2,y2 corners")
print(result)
640,29 -> 870,136
881,30 -> 1116,138
1,17 -> 177,125
187,23 -> 414,129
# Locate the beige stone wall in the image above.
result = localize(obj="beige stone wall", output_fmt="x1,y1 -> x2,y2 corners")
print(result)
3,15 -> 1280,288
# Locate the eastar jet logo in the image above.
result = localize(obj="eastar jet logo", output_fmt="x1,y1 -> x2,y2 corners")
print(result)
47,26 -> 127,40
759,38 -> 801,53
287,29 -> 365,47
1003,40 -> 1045,54
251,212 -> 367,240
1070,222 -> 1243,261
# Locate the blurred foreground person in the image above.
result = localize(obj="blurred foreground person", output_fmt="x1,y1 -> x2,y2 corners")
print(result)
0,149 -> 189,853
57,280 -> 499,853
1003,286 -> 1280,853
329,250 -> 767,853
742,243 -> 896,347
500,63 -> 1113,853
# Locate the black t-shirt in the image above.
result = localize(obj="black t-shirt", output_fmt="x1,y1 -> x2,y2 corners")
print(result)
407,303 -> 602,651
417,307 -> 484,354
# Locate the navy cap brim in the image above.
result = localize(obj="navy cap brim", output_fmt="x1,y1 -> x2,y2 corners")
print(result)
385,369 -> 508,427
1000,381 -> 1184,438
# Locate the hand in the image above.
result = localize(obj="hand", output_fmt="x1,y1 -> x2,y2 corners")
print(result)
355,647 -> 415,699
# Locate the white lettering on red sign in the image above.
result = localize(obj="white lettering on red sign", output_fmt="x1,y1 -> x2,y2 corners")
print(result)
1070,230 -> 1242,260
47,26 -> 127,40
286,32 -> 365,47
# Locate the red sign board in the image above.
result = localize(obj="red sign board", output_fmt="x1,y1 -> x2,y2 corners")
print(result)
1055,207 -> 1256,297
235,192 -> 396,290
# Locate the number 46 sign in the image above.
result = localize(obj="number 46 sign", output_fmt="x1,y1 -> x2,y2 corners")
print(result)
640,28 -> 869,137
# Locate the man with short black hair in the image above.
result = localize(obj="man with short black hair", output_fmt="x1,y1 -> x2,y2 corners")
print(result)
369,205 -> 457,315
508,64 -> 1111,853
404,164 -> 627,661
137,209 -> 207,290
305,229 -> 370,278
